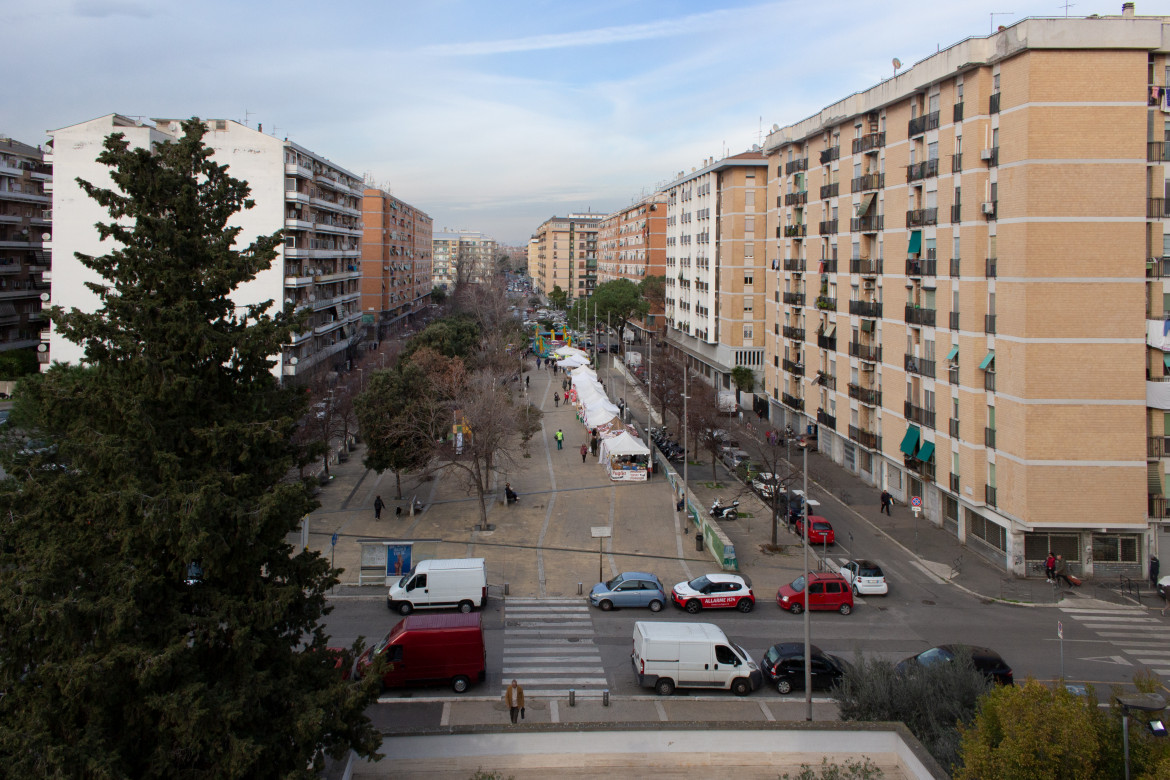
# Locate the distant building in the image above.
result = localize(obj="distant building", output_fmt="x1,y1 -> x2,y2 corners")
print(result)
432,230 -> 498,290
598,192 -> 667,340
361,189 -> 433,337
0,137 -> 51,361
48,114 -> 364,382
530,213 -> 602,301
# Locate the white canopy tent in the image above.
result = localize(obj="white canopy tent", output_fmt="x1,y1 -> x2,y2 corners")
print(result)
598,430 -> 650,482
570,365 -> 597,379
556,355 -> 588,368
599,431 -> 651,458
583,407 -> 617,428
554,346 -> 589,359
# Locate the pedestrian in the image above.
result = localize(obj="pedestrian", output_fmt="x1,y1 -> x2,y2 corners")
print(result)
1151,555 -> 1160,589
373,495 -> 385,520
554,392 -> 560,408
555,429 -> 564,450
525,375 -> 530,388
1045,551 -> 1057,582
1054,554 -> 1076,587
505,679 -> 525,724
580,443 -> 588,463
880,490 -> 892,515
505,482 -> 518,505
590,433 -> 599,457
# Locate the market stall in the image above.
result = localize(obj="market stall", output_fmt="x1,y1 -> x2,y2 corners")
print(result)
598,431 -> 651,482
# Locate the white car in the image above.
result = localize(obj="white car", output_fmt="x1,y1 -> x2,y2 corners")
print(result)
671,573 -> 755,613
751,472 -> 782,499
838,559 -> 888,595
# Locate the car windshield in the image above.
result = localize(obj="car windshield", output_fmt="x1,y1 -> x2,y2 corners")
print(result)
917,647 -> 954,666
762,646 -> 782,666
688,575 -> 711,591
373,630 -> 395,655
789,576 -> 806,593
606,573 -> 628,589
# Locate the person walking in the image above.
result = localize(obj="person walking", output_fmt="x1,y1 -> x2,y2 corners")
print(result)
504,679 -> 525,724
555,429 -> 564,450
880,490 -> 892,515
590,432 -> 599,457
553,392 -> 560,408
525,375 -> 530,389
373,495 -> 385,521
1045,551 -> 1057,583
1054,554 -> 1076,588
580,443 -> 588,463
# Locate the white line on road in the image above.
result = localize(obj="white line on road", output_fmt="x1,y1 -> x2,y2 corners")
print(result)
759,701 -> 775,722
537,418 -> 558,598
440,702 -> 450,727
549,700 -> 559,723
654,701 -> 668,721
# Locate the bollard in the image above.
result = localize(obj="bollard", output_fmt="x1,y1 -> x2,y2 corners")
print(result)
577,582 -> 583,595
569,689 -> 576,707
504,583 -> 510,596
603,690 -> 610,707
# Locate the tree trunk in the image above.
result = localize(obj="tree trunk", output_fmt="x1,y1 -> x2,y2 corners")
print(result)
394,470 -> 403,500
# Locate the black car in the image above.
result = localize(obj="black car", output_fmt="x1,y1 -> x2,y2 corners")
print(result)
760,642 -> 850,694
895,644 -> 1014,686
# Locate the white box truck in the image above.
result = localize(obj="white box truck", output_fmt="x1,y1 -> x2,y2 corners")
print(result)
717,390 -> 738,414
630,621 -> 762,696
387,558 -> 487,616
624,351 -> 642,369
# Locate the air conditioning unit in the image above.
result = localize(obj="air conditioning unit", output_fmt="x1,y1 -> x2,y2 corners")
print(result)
863,281 -> 875,290
981,202 -> 996,215
980,149 -> 993,161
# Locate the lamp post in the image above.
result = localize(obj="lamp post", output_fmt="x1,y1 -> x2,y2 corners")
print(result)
1119,693 -> 1167,780
803,444 -> 812,721
681,366 -> 689,526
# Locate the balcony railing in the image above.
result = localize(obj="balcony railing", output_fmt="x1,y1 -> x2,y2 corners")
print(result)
986,485 -> 997,507
820,258 -> 838,273
954,103 -> 965,122
783,326 -> 805,341
948,364 -> 959,385
849,383 -> 882,406
949,311 -> 960,330
985,314 -> 997,334
951,203 -> 962,223
989,92 -> 1001,113
950,472 -> 961,493
785,158 -> 809,175
1149,436 -> 1170,458
813,371 -> 837,391
849,425 -> 881,450
817,409 -> 837,430
815,296 -> 837,311
820,147 -> 841,165
1150,496 -> 1170,518
851,172 -> 885,192
949,418 -> 960,438
785,191 -> 809,206
852,132 -> 886,154
904,354 -> 936,378
1148,257 -> 1170,278
906,207 -> 938,227
1148,198 -> 1170,219
782,359 -> 805,377
907,158 -> 939,183
819,219 -> 838,235
817,333 -> 837,351
851,214 -> 884,232
1149,142 -> 1170,162
783,292 -> 806,306
905,305 -> 937,327
985,427 -> 996,449
986,257 -> 997,278
784,258 -> 806,272
950,257 -> 961,277
908,111 -> 940,137
984,371 -> 996,391
784,224 -> 808,238
849,299 -> 883,317
820,182 -> 839,199
851,256 -> 883,275
782,392 -> 805,411
849,342 -> 882,362
906,258 -> 937,277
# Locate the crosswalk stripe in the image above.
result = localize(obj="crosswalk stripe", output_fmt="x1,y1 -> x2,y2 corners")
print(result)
1060,607 -> 1146,614
504,666 -> 606,674
503,598 -> 607,695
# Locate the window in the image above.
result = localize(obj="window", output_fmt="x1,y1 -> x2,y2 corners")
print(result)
744,325 -> 754,340
744,273 -> 754,286
1092,534 -> 1139,564
745,216 -> 755,234
928,142 -> 939,161
746,190 -> 755,207
743,297 -> 753,312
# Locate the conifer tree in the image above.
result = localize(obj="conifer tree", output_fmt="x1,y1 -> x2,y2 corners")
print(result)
0,119 -> 381,777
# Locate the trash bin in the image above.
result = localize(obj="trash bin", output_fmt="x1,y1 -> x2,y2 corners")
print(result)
695,533 -> 704,552
652,461 -> 659,475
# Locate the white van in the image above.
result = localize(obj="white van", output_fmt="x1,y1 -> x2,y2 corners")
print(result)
387,558 -> 487,616
631,621 -> 762,696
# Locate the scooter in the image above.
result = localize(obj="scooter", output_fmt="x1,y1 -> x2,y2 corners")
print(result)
709,498 -> 739,521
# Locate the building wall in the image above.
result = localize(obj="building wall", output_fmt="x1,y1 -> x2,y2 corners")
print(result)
0,137 -> 51,358
361,188 -> 432,334
531,214 -> 601,301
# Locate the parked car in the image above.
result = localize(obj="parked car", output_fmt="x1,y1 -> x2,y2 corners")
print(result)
632,621 -> 763,696
590,571 -> 667,611
671,573 -> 755,613
895,644 -> 1014,686
752,472 -> 782,499
776,572 -> 853,615
760,642 -> 852,694
839,559 -> 888,595
794,515 -> 835,545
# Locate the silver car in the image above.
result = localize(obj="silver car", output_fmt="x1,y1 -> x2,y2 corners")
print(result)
589,572 -> 666,612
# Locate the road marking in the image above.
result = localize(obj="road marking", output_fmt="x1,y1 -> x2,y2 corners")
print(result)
759,701 -> 775,722
440,702 -> 450,727
654,701 -> 668,721
1081,655 -> 1133,665
549,700 -> 559,723
503,598 -> 607,695
536,419 -> 559,598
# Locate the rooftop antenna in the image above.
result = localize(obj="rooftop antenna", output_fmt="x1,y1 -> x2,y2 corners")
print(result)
990,11 -> 1014,32
244,108 -> 253,128
1059,0 -> 1074,16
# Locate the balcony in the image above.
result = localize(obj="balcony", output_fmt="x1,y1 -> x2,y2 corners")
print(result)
985,257 -> 997,278
785,158 -> 809,175
948,365 -> 959,385
783,325 -> 805,341
1150,497 -> 1170,518
951,203 -> 962,223
817,409 -> 837,430
814,296 -> 837,312
852,132 -> 886,154
821,258 -> 838,273
1148,198 -> 1170,219
820,182 -> 839,199
851,214 -> 884,233
1149,142 -> 1170,162
985,427 -> 996,449
952,155 -> 963,174
984,371 -> 996,392
904,354 -> 935,378
904,401 -> 936,429
785,191 -> 809,207
908,111 -> 940,137
1148,257 -> 1170,278
905,305 -> 937,327
819,147 -> 841,165
950,257 -> 961,277
848,382 -> 882,406
986,485 -> 997,507
950,472 -> 961,493
850,257 -> 883,275
812,371 -> 837,391
784,224 -> 808,238
905,258 -> 937,277
906,207 -> 938,227
849,300 -> 883,318
851,173 -> 885,192
782,358 -> 805,377
784,258 -> 806,272
984,314 -> 997,334
989,92 -> 1001,114
849,342 -> 882,362
782,392 -> 805,411
982,147 -> 999,167
849,425 -> 881,450
906,158 -> 939,183
817,333 -> 837,351
1149,436 -> 1170,458
949,418 -> 960,438
783,292 -> 806,306
819,219 -> 838,235
953,103 -> 965,122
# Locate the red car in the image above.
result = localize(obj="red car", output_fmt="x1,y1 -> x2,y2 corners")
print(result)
795,515 -> 835,545
776,572 -> 854,615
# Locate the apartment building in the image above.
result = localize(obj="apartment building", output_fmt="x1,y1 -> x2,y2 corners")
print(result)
663,152 -> 768,390
764,5 -> 1169,578
0,137 -> 51,361
48,114 -> 364,382
432,230 -> 498,290
530,214 -> 602,301
361,189 -> 433,336
598,192 -> 667,340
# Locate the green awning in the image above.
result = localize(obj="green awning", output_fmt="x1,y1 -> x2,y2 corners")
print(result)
979,350 -> 995,370
908,230 -> 922,254
916,440 -> 935,463
855,193 -> 876,217
946,344 -> 959,361
900,425 -> 921,456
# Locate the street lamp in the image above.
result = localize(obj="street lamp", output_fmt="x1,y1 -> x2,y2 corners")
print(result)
1119,693 -> 1167,780
802,444 -> 812,721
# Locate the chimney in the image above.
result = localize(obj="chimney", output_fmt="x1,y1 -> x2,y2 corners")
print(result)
1122,2 -> 1135,17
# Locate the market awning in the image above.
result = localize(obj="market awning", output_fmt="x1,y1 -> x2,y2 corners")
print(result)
900,425 -> 921,456
979,350 -> 995,370
908,230 -> 922,255
946,344 -> 959,361
916,439 -> 935,463
855,193 -> 875,217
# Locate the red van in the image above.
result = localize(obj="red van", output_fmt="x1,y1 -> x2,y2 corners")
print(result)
355,612 -> 486,693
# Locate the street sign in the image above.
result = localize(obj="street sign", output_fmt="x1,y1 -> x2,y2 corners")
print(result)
331,532 -> 339,547
1058,621 -> 1063,639
911,496 -> 922,508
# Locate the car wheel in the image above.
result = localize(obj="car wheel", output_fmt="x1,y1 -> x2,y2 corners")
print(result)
655,678 -> 676,696
732,678 -> 751,696
839,603 -> 852,615
790,602 -> 804,614
398,602 -> 414,616
598,599 -> 613,611
776,679 -> 793,695
852,584 -> 860,596
458,600 -> 473,613
451,675 -> 470,693
685,599 -> 702,614
736,598 -> 754,613
648,599 -> 663,613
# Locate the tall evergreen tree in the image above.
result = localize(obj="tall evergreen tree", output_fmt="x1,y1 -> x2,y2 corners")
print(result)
0,120 -> 381,778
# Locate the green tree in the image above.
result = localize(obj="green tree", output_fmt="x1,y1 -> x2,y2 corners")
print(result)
357,361 -> 436,499
400,314 -> 481,362
0,348 -> 39,380
588,278 -> 648,355
431,285 -> 448,305
730,366 -> 756,401
547,284 -> 568,310
0,120 -> 381,777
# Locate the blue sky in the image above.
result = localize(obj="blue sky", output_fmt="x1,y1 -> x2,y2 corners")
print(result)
4,0 -> 1116,245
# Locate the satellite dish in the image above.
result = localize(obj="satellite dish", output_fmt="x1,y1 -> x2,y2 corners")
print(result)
892,58 -> 903,71
772,124 -> 780,132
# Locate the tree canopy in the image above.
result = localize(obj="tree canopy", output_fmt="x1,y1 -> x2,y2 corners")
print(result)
0,120 -> 380,777
547,285 -> 568,310
573,279 -> 648,353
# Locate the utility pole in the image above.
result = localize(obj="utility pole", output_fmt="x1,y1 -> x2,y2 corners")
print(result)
803,445 -> 812,721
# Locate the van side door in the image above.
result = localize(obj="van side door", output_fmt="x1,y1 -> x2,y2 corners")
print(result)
380,644 -> 407,687
712,644 -> 743,687
406,573 -> 429,606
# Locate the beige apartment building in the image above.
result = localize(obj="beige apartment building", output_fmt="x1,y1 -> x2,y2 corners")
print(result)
0,137 -> 51,362
664,152 -> 769,390
598,192 -> 667,340
530,213 -> 602,302
764,5 -> 1170,578
432,230 -> 497,291
360,189 -> 433,338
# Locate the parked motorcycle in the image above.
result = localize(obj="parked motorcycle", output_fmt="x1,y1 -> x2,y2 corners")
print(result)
709,498 -> 739,521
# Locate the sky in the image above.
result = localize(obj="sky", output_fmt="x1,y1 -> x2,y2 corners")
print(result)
3,0 -> 1119,246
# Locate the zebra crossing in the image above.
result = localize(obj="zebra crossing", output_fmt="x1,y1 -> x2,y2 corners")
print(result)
503,598 -> 609,697
1059,606 -> 1170,676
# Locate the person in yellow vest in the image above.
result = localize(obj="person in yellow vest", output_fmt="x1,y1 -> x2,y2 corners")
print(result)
505,679 -> 525,724
555,429 -> 564,450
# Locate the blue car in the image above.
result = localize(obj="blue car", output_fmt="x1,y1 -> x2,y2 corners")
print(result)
589,572 -> 666,612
